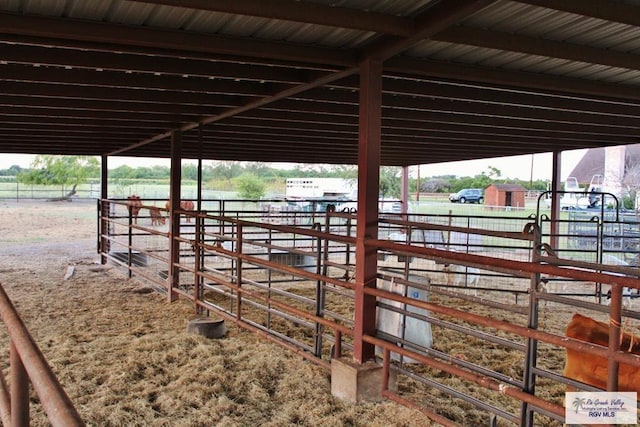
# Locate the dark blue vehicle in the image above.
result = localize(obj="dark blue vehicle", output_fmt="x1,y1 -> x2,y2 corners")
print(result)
449,188 -> 484,204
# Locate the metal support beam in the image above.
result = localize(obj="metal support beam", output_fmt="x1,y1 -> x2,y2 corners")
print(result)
197,126 -> 203,211
416,165 -> 421,202
549,151 -> 561,250
353,59 -> 382,363
10,342 -> 28,427
400,166 -> 409,215
168,130 -> 182,302
100,155 -> 108,264
607,286 -> 622,391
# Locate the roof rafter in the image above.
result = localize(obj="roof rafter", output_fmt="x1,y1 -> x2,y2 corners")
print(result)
0,42 -> 315,82
136,0 -> 414,36
386,57 -> 640,102
435,26 -> 640,71
0,12 -> 356,67
109,0 -> 496,155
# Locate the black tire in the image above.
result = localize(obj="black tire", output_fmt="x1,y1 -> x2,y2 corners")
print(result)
460,197 -> 466,204
478,197 -> 483,204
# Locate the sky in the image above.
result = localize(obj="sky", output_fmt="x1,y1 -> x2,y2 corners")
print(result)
0,149 -> 587,181
418,149 -> 587,181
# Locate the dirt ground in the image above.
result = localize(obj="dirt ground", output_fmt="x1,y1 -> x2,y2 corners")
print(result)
0,200 -> 429,427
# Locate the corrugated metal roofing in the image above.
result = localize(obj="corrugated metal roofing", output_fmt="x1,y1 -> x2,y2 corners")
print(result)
1,0 -> 639,166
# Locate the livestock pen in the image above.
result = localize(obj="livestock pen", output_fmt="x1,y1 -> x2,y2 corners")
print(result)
3,200 -> 432,426
99,198 -> 640,426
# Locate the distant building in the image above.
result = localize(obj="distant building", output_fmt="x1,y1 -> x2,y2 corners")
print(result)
484,184 -> 526,210
568,144 -> 640,197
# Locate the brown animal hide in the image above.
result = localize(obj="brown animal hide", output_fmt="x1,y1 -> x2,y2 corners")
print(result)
126,195 -> 142,224
564,313 -> 640,392
149,207 -> 165,226
165,200 -> 195,222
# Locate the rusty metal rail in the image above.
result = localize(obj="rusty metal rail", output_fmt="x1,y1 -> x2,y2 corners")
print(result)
100,198 -> 640,426
0,284 -> 84,427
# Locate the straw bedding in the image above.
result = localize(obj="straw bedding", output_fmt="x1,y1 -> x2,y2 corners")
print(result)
0,200 -> 427,426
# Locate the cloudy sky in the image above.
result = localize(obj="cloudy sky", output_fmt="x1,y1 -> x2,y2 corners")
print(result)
1,149 -> 586,181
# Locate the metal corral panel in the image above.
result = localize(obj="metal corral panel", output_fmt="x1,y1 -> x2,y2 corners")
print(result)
376,276 -> 433,363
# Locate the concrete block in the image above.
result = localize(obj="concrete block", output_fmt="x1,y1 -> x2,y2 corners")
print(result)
331,358 -> 396,403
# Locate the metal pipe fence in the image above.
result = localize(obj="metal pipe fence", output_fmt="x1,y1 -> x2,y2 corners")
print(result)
0,284 -> 84,427
99,198 -> 640,427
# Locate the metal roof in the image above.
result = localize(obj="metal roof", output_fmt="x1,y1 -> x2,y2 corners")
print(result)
1,0 -> 639,166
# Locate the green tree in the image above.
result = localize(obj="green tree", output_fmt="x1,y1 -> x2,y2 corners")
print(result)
420,178 -> 452,193
487,166 -> 501,179
331,165 -> 358,179
379,166 -> 401,198
110,165 -> 136,180
236,173 -> 266,199
0,165 -> 23,176
451,173 -> 493,192
18,155 -> 99,197
244,162 -> 272,177
212,161 -> 243,184
182,163 -> 199,181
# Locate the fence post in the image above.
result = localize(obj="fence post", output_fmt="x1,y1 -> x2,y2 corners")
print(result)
10,341 -> 29,427
128,205 -> 133,278
313,222 -> 324,358
194,215 -> 203,314
521,223 -> 542,427
235,223 -> 243,322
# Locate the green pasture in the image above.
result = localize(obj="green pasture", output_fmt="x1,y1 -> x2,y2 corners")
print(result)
2,180 -> 632,264
0,180 -> 556,222
0,181 -> 237,201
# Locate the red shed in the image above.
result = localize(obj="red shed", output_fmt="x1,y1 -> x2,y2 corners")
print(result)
484,184 -> 527,210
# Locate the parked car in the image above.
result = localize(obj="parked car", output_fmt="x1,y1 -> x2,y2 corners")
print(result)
449,188 -> 484,204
